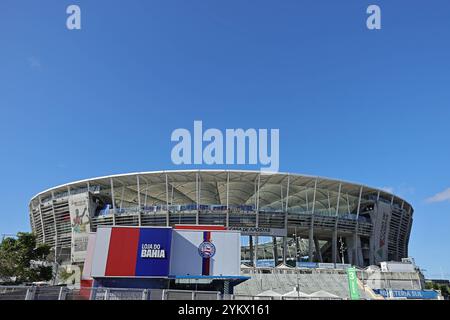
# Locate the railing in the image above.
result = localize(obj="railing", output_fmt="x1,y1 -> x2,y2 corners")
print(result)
1,285 -> 438,300
0,286 -> 222,301
94,204 -> 372,224
0,286 -> 346,300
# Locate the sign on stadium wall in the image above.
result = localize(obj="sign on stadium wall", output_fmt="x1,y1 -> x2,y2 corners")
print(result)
91,227 -> 172,277
89,226 -> 241,278
372,289 -> 439,300
69,192 -> 91,263
227,226 -> 287,237
371,201 -> 392,264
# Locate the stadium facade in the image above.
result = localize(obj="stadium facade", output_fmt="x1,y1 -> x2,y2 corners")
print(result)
29,170 -> 413,268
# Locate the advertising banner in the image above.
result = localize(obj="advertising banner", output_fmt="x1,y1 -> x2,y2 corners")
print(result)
256,260 -> 275,268
69,192 -> 91,263
297,262 -> 318,269
318,263 -> 336,269
371,201 -> 392,264
372,289 -> 439,300
91,227 -> 172,278
346,267 -> 360,300
89,226 -> 240,279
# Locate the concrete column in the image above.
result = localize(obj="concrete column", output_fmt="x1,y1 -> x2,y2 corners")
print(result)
353,186 -> 363,266
308,228 -> 314,262
282,237 -> 287,264
249,236 -> 254,267
346,236 -> 354,266
272,237 -> 278,266
332,230 -> 338,264
314,237 -> 323,263
254,236 -> 259,267
353,233 -> 358,266
369,235 -> 375,266
333,183 -> 342,264
308,179 -> 318,262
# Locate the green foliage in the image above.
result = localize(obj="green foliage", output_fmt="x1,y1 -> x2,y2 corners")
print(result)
439,285 -> 449,297
0,232 -> 53,283
58,268 -> 75,282
425,282 -> 450,299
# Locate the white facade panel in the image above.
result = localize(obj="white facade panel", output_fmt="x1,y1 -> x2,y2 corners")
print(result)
81,233 -> 96,280
169,230 -> 241,277
90,227 -> 111,277
169,230 -> 203,276
208,231 -> 240,276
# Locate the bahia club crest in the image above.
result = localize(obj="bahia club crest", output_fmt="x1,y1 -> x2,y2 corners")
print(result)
198,241 -> 216,259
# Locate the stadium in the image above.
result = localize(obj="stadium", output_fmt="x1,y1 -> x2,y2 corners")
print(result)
14,170 -> 445,300
29,170 -> 413,269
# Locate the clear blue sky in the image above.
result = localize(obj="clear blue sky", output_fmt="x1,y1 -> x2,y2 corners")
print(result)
1,0 -> 449,279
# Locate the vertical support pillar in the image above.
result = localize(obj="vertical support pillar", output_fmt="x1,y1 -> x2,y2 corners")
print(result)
314,237 -> 323,263
404,207 -> 413,258
51,191 -> 58,264
353,186 -> 363,266
327,191 -> 331,211
38,195 -> 45,244
165,173 -> 170,226
331,183 -> 342,263
196,172 -> 199,225
396,201 -> 405,260
370,191 -> 381,265
249,235 -> 254,267
283,175 -> 290,265
226,172 -> 230,228
137,175 -> 141,226
254,174 -> 261,268
285,174 -> 290,213
254,236 -> 259,267
369,235 -> 375,266
144,180 -> 149,208
255,174 -> 261,228
110,178 -> 116,225
308,178 -> 318,262
119,185 -> 125,210
332,183 -> 341,264
272,237 -> 278,266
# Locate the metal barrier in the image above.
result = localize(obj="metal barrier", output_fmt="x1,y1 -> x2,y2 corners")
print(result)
7,286 -> 432,300
162,289 -> 220,300
0,286 -> 222,300
0,286 -> 30,300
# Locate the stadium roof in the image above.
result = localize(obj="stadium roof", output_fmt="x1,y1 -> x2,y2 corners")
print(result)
30,170 -> 413,213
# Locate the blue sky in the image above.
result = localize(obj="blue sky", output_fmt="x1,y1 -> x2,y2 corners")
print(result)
0,0 -> 450,279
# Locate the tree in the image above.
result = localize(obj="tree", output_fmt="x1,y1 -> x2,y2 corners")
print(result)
0,232 -> 53,284
439,285 -> 449,299
58,267 -> 76,285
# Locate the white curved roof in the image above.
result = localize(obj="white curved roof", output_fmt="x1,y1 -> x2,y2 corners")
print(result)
30,170 -> 412,213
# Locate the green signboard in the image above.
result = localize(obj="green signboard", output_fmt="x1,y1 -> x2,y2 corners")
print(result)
347,267 -> 360,300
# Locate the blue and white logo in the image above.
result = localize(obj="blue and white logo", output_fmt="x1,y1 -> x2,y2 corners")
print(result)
198,241 -> 216,259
